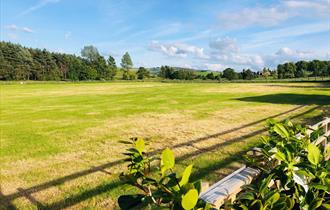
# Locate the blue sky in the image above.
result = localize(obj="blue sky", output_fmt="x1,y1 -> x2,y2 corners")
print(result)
1,0 -> 329,70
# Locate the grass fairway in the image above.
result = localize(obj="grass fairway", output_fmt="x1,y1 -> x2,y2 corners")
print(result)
1,82 -> 330,209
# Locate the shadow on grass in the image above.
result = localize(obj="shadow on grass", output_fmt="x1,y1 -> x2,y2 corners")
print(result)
1,105 -> 327,209
265,83 -> 330,89
237,93 -> 330,106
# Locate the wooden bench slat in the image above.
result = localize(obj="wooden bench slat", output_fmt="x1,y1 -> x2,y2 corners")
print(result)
199,166 -> 259,208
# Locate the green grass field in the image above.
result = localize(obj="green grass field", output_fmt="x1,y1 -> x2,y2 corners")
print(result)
1,82 -> 330,209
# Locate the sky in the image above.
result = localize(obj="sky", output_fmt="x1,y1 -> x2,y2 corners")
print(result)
1,0 -> 329,71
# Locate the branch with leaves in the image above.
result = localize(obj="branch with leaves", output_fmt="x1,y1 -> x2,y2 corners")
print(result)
118,138 -> 210,210
231,119 -> 330,210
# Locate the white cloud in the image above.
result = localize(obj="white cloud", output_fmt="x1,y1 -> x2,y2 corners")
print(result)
204,63 -> 225,71
213,46 -> 325,70
263,47 -> 326,67
284,0 -> 330,16
211,52 -> 265,69
5,24 -> 19,31
218,0 -> 329,29
149,41 -> 209,59
180,64 -> 193,69
207,34 -> 328,70
5,24 -> 34,33
209,37 -> 239,53
64,31 -> 72,39
18,0 -> 61,17
210,46 -> 326,70
275,47 -> 312,57
208,37 -> 264,69
219,6 -> 290,29
22,27 -> 34,33
147,36 -> 327,71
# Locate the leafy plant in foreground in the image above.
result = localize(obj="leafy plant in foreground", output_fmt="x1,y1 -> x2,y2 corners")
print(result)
232,119 -> 330,210
118,138 -> 210,210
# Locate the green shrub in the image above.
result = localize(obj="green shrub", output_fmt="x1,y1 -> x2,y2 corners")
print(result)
118,138 -> 211,210
231,119 -> 330,210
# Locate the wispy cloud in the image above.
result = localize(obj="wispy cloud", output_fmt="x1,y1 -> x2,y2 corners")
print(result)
284,0 -> 330,16
176,30 -> 212,43
5,24 -> 19,31
243,21 -> 329,50
22,27 -> 34,33
219,6 -> 290,29
209,37 -> 239,53
151,22 -> 182,38
218,0 -> 329,29
18,0 -> 61,17
5,24 -> 34,33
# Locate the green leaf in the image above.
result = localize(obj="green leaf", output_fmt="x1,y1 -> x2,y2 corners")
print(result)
238,192 -> 255,200
239,204 -> 249,210
325,145 -> 330,160
259,174 -> 273,196
286,120 -> 294,127
273,201 -> 288,209
273,123 -> 289,139
135,138 -> 145,154
285,197 -> 295,209
322,204 -> 330,209
265,191 -> 280,205
161,148 -> 175,175
181,189 -> 198,210
307,144 -> 321,165
260,136 -> 269,144
250,200 -> 263,209
267,118 -> 277,126
274,151 -> 286,162
310,183 -> 328,191
118,194 -> 144,210
309,198 -> 323,210
179,164 -> 193,186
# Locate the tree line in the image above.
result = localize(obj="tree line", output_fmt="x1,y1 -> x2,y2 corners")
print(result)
277,60 -> 330,79
158,66 -> 274,81
0,41 -> 151,81
159,61 -> 330,81
0,41 -> 329,81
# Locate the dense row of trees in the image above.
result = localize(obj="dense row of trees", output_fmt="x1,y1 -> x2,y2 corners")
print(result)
0,41 -> 151,81
158,61 -> 330,81
1,41 -> 329,81
158,66 -> 272,81
277,60 -> 330,79
159,66 -> 196,80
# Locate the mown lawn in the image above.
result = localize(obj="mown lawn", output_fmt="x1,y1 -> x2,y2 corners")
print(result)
1,82 -> 329,209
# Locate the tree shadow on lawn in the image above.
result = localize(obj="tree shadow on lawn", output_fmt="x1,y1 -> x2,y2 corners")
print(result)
237,93 -> 330,106
264,82 -> 330,90
1,105 -> 327,209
